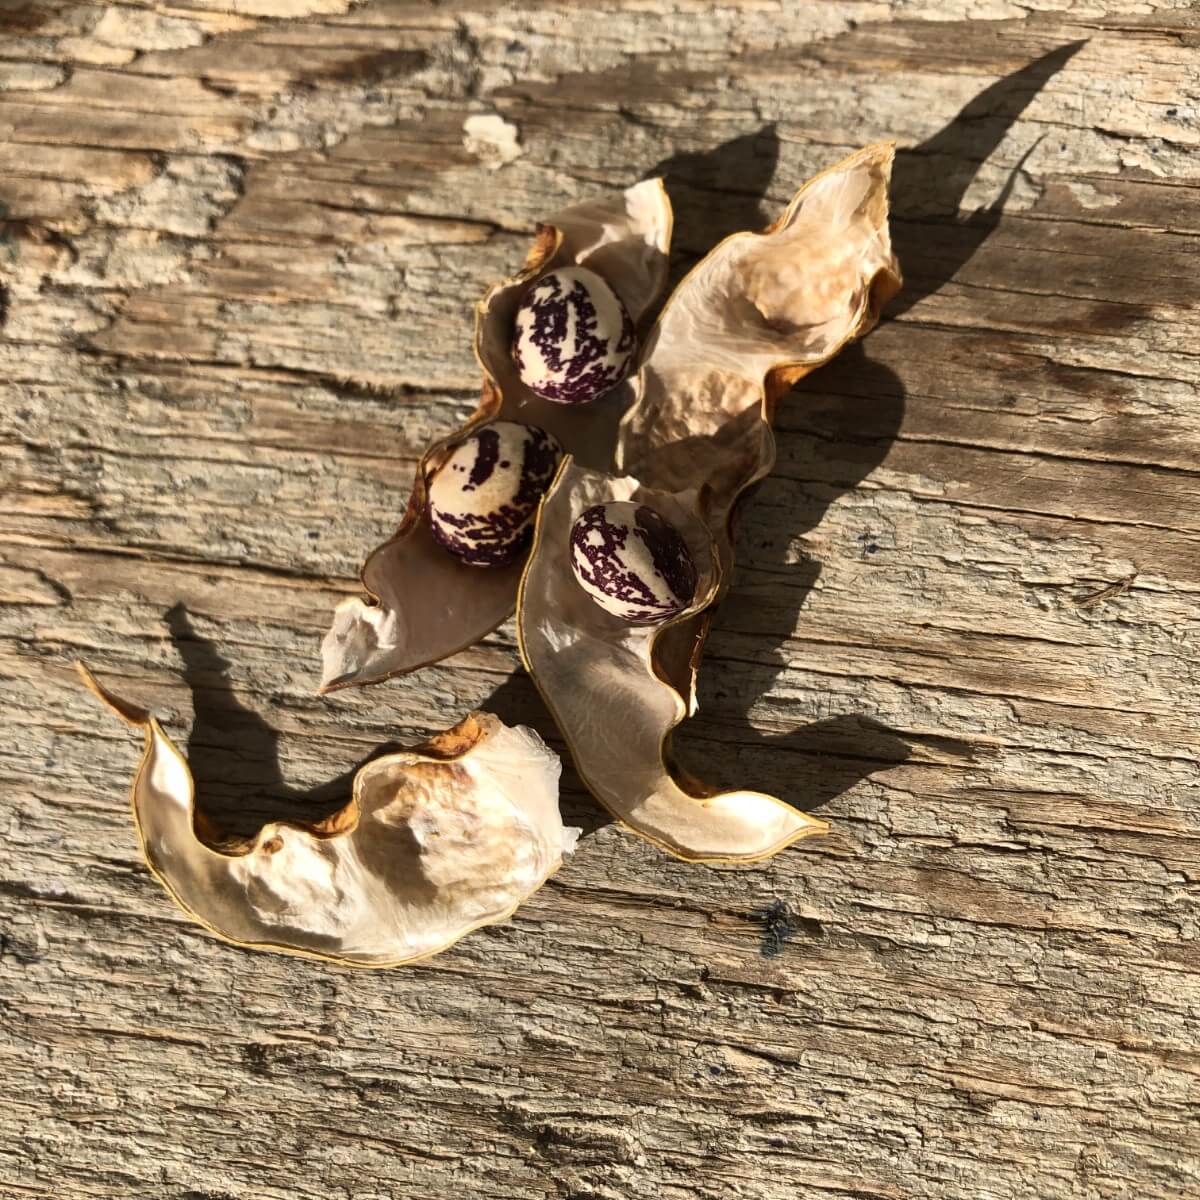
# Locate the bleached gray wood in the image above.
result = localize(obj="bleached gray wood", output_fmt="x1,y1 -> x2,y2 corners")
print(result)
2,3 -> 1198,1198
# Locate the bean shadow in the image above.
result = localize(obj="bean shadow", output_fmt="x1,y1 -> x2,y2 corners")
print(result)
166,603 -> 402,843
664,44 -> 1084,812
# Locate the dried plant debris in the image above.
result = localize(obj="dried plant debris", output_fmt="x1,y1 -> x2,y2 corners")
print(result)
79,663 -> 575,967
322,181 -> 672,692
1075,572 -> 1137,610
519,143 -> 899,863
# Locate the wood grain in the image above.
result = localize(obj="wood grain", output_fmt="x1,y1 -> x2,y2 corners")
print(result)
2,3 -> 1198,1198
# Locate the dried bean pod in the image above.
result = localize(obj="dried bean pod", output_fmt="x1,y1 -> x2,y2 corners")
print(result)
520,460 -> 827,863
79,663 -> 574,966
322,182 -> 672,692
518,143 -> 900,863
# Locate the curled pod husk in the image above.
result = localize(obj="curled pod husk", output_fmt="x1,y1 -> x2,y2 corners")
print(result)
519,459 -> 828,863
79,663 -> 575,966
518,144 -> 900,864
322,182 -> 673,693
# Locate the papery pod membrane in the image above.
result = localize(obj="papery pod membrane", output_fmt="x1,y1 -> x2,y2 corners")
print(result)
322,181 -> 673,692
518,143 -> 900,863
79,663 -> 574,966
519,460 -> 828,863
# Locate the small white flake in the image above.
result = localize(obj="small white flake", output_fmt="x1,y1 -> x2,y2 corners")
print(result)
463,113 -> 524,170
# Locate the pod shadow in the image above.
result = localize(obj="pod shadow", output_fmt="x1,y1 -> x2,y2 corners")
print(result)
666,43 -> 1083,815
166,603 -> 403,843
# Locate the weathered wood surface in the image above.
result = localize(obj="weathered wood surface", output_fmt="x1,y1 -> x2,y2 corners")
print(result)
2,2 -> 1199,1197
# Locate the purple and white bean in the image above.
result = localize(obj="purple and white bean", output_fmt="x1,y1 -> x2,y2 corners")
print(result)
512,266 -> 636,405
428,421 -> 562,567
570,501 -> 697,624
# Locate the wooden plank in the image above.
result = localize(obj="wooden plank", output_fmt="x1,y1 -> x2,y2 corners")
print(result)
2,4 -> 1198,1199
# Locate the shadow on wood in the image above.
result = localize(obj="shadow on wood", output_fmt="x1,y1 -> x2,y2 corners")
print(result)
165,603 -> 402,843
644,123 -> 781,295
672,45 -> 1081,814
888,39 -> 1085,319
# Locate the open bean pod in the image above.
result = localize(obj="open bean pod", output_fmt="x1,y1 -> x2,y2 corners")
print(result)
321,182 -> 672,692
519,459 -> 829,863
518,143 -> 900,863
80,663 -> 574,967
